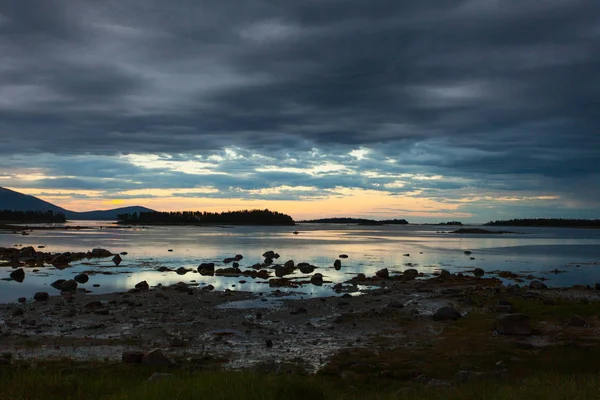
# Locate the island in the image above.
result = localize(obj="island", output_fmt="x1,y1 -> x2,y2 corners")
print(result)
484,218 -> 600,228
116,209 -> 295,226
0,210 -> 66,224
300,217 -> 409,225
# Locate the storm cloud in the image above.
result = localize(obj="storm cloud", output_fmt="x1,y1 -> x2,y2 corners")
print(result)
0,0 -> 599,220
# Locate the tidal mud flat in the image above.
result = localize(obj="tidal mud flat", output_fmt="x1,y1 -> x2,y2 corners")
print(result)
2,254 -> 600,385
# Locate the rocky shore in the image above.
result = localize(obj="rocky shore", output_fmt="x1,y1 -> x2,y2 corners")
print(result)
2,245 -> 600,386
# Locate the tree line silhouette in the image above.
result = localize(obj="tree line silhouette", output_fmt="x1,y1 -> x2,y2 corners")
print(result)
117,209 -> 295,225
301,217 -> 409,225
0,210 -> 66,223
484,218 -> 600,227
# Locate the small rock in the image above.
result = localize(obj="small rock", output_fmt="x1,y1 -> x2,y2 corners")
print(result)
202,284 -> 215,291
284,260 -> 295,269
473,268 -> 485,277
339,254 -> 348,258
51,279 -> 66,290
142,349 -> 177,367
17,297 -> 26,303
464,250 -> 472,255
59,279 -> 78,292
376,268 -> 389,279
135,281 -> 150,291
91,248 -> 112,257
262,251 -> 276,259
310,273 -> 324,285
497,314 -> 532,335
198,263 -> 215,272
529,280 -> 548,290
33,292 -> 49,301
112,254 -> 122,266
432,307 -> 462,321
568,315 -> 587,327
266,339 -> 273,348
74,274 -> 89,284
175,267 -> 188,275
403,269 -> 419,279
333,260 -> 342,269
9,268 -> 25,282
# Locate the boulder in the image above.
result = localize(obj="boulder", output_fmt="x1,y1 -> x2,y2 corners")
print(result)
50,254 -> 70,266
404,269 -> 419,279
339,254 -> 348,258
262,251 -> 276,258
223,257 -> 235,264
51,279 -> 66,290
33,292 -> 49,301
473,268 -> 485,277
376,268 -> 389,279
432,307 -> 462,321
19,246 -> 36,258
122,351 -> 145,364
112,254 -> 122,266
354,273 -> 367,281
299,264 -> 315,274
198,262 -> 215,272
74,274 -> 89,284
529,280 -> 547,290
59,279 -> 78,292
141,349 -> 177,367
256,270 -> 270,279
284,260 -> 295,269
175,267 -> 188,275
232,262 -> 240,268
9,268 -> 25,282
157,266 -> 171,272
135,281 -> 150,291
310,273 -> 324,285
496,314 -> 532,335
234,254 -> 244,261
91,248 -> 112,258
333,260 -> 342,269
264,257 -> 273,265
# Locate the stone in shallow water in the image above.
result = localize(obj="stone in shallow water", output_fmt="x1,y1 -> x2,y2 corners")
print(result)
9,268 -> 25,282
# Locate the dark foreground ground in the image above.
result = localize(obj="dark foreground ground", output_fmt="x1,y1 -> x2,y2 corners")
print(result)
2,269 -> 600,399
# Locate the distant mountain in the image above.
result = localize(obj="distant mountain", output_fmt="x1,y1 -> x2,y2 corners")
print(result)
0,187 -> 68,214
0,187 -> 154,220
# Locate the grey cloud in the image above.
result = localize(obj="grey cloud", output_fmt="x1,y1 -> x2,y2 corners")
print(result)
1,0 -> 599,218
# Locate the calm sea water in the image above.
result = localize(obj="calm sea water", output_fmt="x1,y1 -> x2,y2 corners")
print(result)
1,222 -> 600,303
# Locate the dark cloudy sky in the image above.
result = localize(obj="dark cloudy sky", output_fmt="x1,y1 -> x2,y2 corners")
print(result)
1,0 -> 599,222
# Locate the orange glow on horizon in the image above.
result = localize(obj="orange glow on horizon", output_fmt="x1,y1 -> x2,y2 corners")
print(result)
29,189 -> 471,220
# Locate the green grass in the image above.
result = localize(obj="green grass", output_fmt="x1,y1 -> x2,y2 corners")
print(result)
1,366 -> 599,400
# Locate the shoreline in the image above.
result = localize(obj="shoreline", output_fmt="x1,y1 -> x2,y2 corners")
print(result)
2,270 -> 599,372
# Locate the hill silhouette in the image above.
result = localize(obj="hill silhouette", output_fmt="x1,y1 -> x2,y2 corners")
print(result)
0,187 -> 154,220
